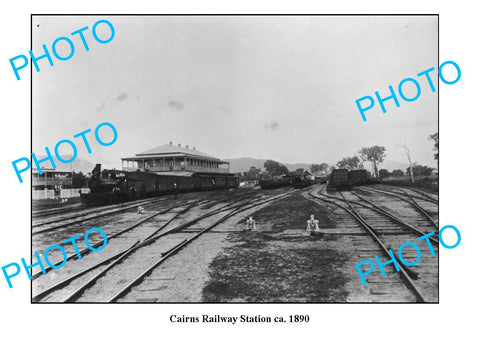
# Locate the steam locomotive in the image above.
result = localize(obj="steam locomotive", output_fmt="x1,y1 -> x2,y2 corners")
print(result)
81,164 -> 239,205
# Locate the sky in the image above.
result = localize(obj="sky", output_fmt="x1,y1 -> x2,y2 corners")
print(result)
32,15 -> 438,171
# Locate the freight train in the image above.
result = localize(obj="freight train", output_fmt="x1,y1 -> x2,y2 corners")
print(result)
328,169 -> 371,190
81,164 -> 239,205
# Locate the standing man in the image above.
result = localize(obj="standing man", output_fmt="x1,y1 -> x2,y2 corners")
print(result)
173,182 -> 179,200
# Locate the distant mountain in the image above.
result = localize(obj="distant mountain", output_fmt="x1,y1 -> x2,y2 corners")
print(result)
37,156 -> 96,174
223,157 -> 313,174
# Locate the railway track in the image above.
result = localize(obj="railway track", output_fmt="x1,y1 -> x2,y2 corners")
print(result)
32,197 -> 170,234
407,187 -> 439,202
32,190 -> 262,257
32,203 -> 87,218
309,187 -> 438,303
358,186 -> 438,229
33,189 -> 294,302
31,199 -> 194,279
31,189 -> 259,235
388,186 -> 438,204
364,185 -> 438,204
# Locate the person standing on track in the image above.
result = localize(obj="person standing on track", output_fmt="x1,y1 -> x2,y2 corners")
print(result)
173,182 -> 179,200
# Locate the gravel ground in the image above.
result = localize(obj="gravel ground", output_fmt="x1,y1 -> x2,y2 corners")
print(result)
201,192 -> 353,302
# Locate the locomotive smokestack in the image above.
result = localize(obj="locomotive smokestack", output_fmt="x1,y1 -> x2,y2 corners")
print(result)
186,145 -> 189,149
178,143 -> 181,147
92,164 -> 102,176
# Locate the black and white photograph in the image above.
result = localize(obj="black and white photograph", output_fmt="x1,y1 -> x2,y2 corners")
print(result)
3,1 -> 480,348
30,15 -> 439,303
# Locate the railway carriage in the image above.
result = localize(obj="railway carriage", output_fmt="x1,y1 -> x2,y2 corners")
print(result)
82,165 -> 239,205
82,142 -> 239,205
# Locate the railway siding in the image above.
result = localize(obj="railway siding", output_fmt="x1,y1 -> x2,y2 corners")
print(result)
30,184 -> 442,303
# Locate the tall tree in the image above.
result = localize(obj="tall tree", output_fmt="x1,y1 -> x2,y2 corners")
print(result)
264,160 -> 281,175
391,169 -> 405,177
278,165 -> 289,175
428,132 -> 439,161
336,156 -> 363,170
406,163 -> 434,177
310,163 -> 329,175
243,166 -> 261,180
294,168 -> 305,175
358,146 -> 386,179
379,169 -> 390,179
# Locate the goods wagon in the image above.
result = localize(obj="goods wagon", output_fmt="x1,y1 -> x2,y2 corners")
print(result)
328,169 -> 350,190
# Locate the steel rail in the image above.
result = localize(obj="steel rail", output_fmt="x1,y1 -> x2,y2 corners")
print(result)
31,200 -> 193,280
371,185 -> 439,205
33,191 -> 259,279
32,197 -> 170,227
395,189 -> 439,230
32,204 -> 87,218
309,190 -> 429,303
32,190 -> 275,301
382,185 -> 438,204
107,190 -> 297,303
407,187 -> 439,203
32,240 -> 141,302
347,191 -> 439,244
359,187 -> 438,229
32,197 -> 169,234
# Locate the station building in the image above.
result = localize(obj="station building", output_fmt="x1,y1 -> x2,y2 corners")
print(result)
121,142 -> 231,174
32,168 -> 75,200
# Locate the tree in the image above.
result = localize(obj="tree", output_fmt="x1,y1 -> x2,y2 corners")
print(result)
336,156 -> 363,170
406,163 -> 434,177
293,168 -> 305,175
400,144 -> 415,184
243,166 -> 261,181
379,169 -> 390,179
310,163 -> 329,175
358,146 -> 386,179
278,165 -> 289,175
264,160 -> 281,175
391,169 -> 405,177
264,160 -> 289,176
263,160 -> 280,175
72,171 -> 87,188
429,132 -> 439,161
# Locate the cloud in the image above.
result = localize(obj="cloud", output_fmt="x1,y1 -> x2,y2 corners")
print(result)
168,100 -> 184,110
117,93 -> 128,101
265,121 -> 279,131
